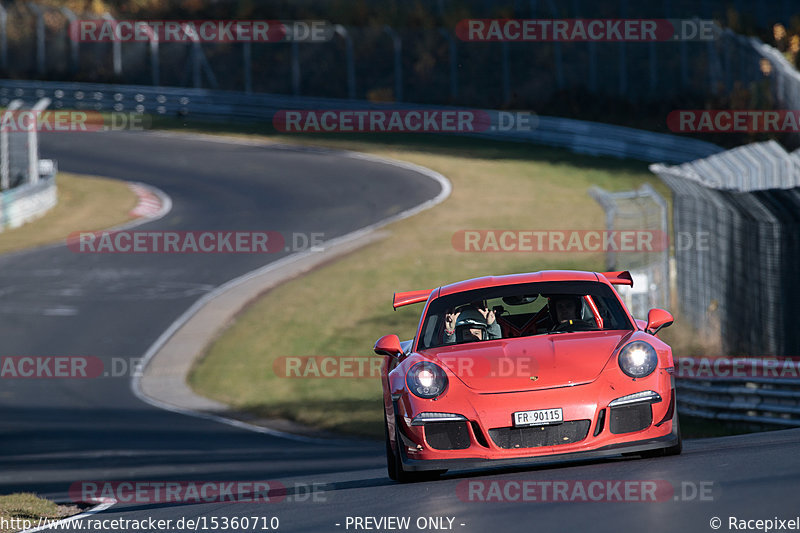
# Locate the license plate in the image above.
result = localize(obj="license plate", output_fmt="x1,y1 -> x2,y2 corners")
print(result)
513,408 -> 563,427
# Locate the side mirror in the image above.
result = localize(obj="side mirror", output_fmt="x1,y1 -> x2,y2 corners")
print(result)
646,308 -> 674,336
374,334 -> 403,357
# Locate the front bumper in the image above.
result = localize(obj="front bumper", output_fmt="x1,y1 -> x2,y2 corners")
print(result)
392,367 -> 677,471
399,422 -> 679,471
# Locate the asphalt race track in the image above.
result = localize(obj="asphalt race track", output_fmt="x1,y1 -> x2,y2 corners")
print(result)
1,131 -> 799,533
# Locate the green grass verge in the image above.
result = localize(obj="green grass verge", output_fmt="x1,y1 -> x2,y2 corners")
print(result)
187,131 -> 674,439
0,493 -> 79,533
0,172 -> 138,255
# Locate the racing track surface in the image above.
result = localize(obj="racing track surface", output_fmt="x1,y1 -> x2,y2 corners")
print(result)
1,131 -> 799,533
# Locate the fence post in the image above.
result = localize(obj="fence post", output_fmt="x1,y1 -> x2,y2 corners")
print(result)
291,40 -> 300,95
0,3 -> 7,71
0,100 -> 22,190
588,41 -> 597,92
27,3 -> 46,75
334,25 -> 355,99
649,42 -> 657,94
545,0 -> 564,89
27,98 -> 50,185
618,0 -> 628,97
102,13 -> 122,76
135,21 -> 159,86
383,25 -> 403,102
60,7 -> 79,73
502,41 -> 510,103
0,112 -> 6,190
199,47 -> 218,89
645,182 -> 670,311
182,23 -> 202,88
680,40 -> 688,88
243,42 -> 252,93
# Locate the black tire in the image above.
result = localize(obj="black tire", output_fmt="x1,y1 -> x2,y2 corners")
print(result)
662,413 -> 683,456
385,415 -> 445,483
640,414 -> 682,458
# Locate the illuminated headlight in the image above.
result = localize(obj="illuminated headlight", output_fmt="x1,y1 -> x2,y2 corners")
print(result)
406,362 -> 448,399
618,341 -> 658,378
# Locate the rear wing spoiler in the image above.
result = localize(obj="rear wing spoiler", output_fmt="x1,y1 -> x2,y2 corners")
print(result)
600,271 -> 633,287
393,289 -> 432,309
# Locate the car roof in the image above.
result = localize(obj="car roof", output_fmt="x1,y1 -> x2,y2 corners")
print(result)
437,270 -> 604,297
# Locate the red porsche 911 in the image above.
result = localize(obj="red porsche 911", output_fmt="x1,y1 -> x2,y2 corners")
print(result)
374,270 -> 680,482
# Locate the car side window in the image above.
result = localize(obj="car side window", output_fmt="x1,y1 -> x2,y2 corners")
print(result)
422,314 -> 439,348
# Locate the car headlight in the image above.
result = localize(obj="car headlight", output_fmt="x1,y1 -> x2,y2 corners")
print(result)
406,362 -> 448,399
618,341 -> 658,378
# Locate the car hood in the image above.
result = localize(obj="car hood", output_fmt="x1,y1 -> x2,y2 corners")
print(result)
424,330 -> 635,393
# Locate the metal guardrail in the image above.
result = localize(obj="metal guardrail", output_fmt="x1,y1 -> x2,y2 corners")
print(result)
675,357 -> 800,427
0,79 -> 723,164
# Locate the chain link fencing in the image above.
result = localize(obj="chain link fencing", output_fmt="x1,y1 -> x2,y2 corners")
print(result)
650,140 -> 800,357
0,3 -> 786,112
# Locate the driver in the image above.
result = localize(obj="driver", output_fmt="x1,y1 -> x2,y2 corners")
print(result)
551,295 -> 582,325
444,304 -> 501,343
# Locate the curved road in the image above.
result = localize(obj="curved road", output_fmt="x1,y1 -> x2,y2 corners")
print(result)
1,131 -> 798,533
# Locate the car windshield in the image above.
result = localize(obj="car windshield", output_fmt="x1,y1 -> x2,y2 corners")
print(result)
418,280 -> 633,349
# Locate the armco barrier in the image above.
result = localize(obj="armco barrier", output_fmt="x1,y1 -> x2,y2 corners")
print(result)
0,79 -> 723,164
0,171 -> 57,230
675,357 -> 800,427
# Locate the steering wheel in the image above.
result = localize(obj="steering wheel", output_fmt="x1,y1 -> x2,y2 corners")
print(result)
550,319 -> 596,332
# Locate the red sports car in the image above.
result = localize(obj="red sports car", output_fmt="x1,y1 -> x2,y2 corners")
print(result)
375,270 -> 680,482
